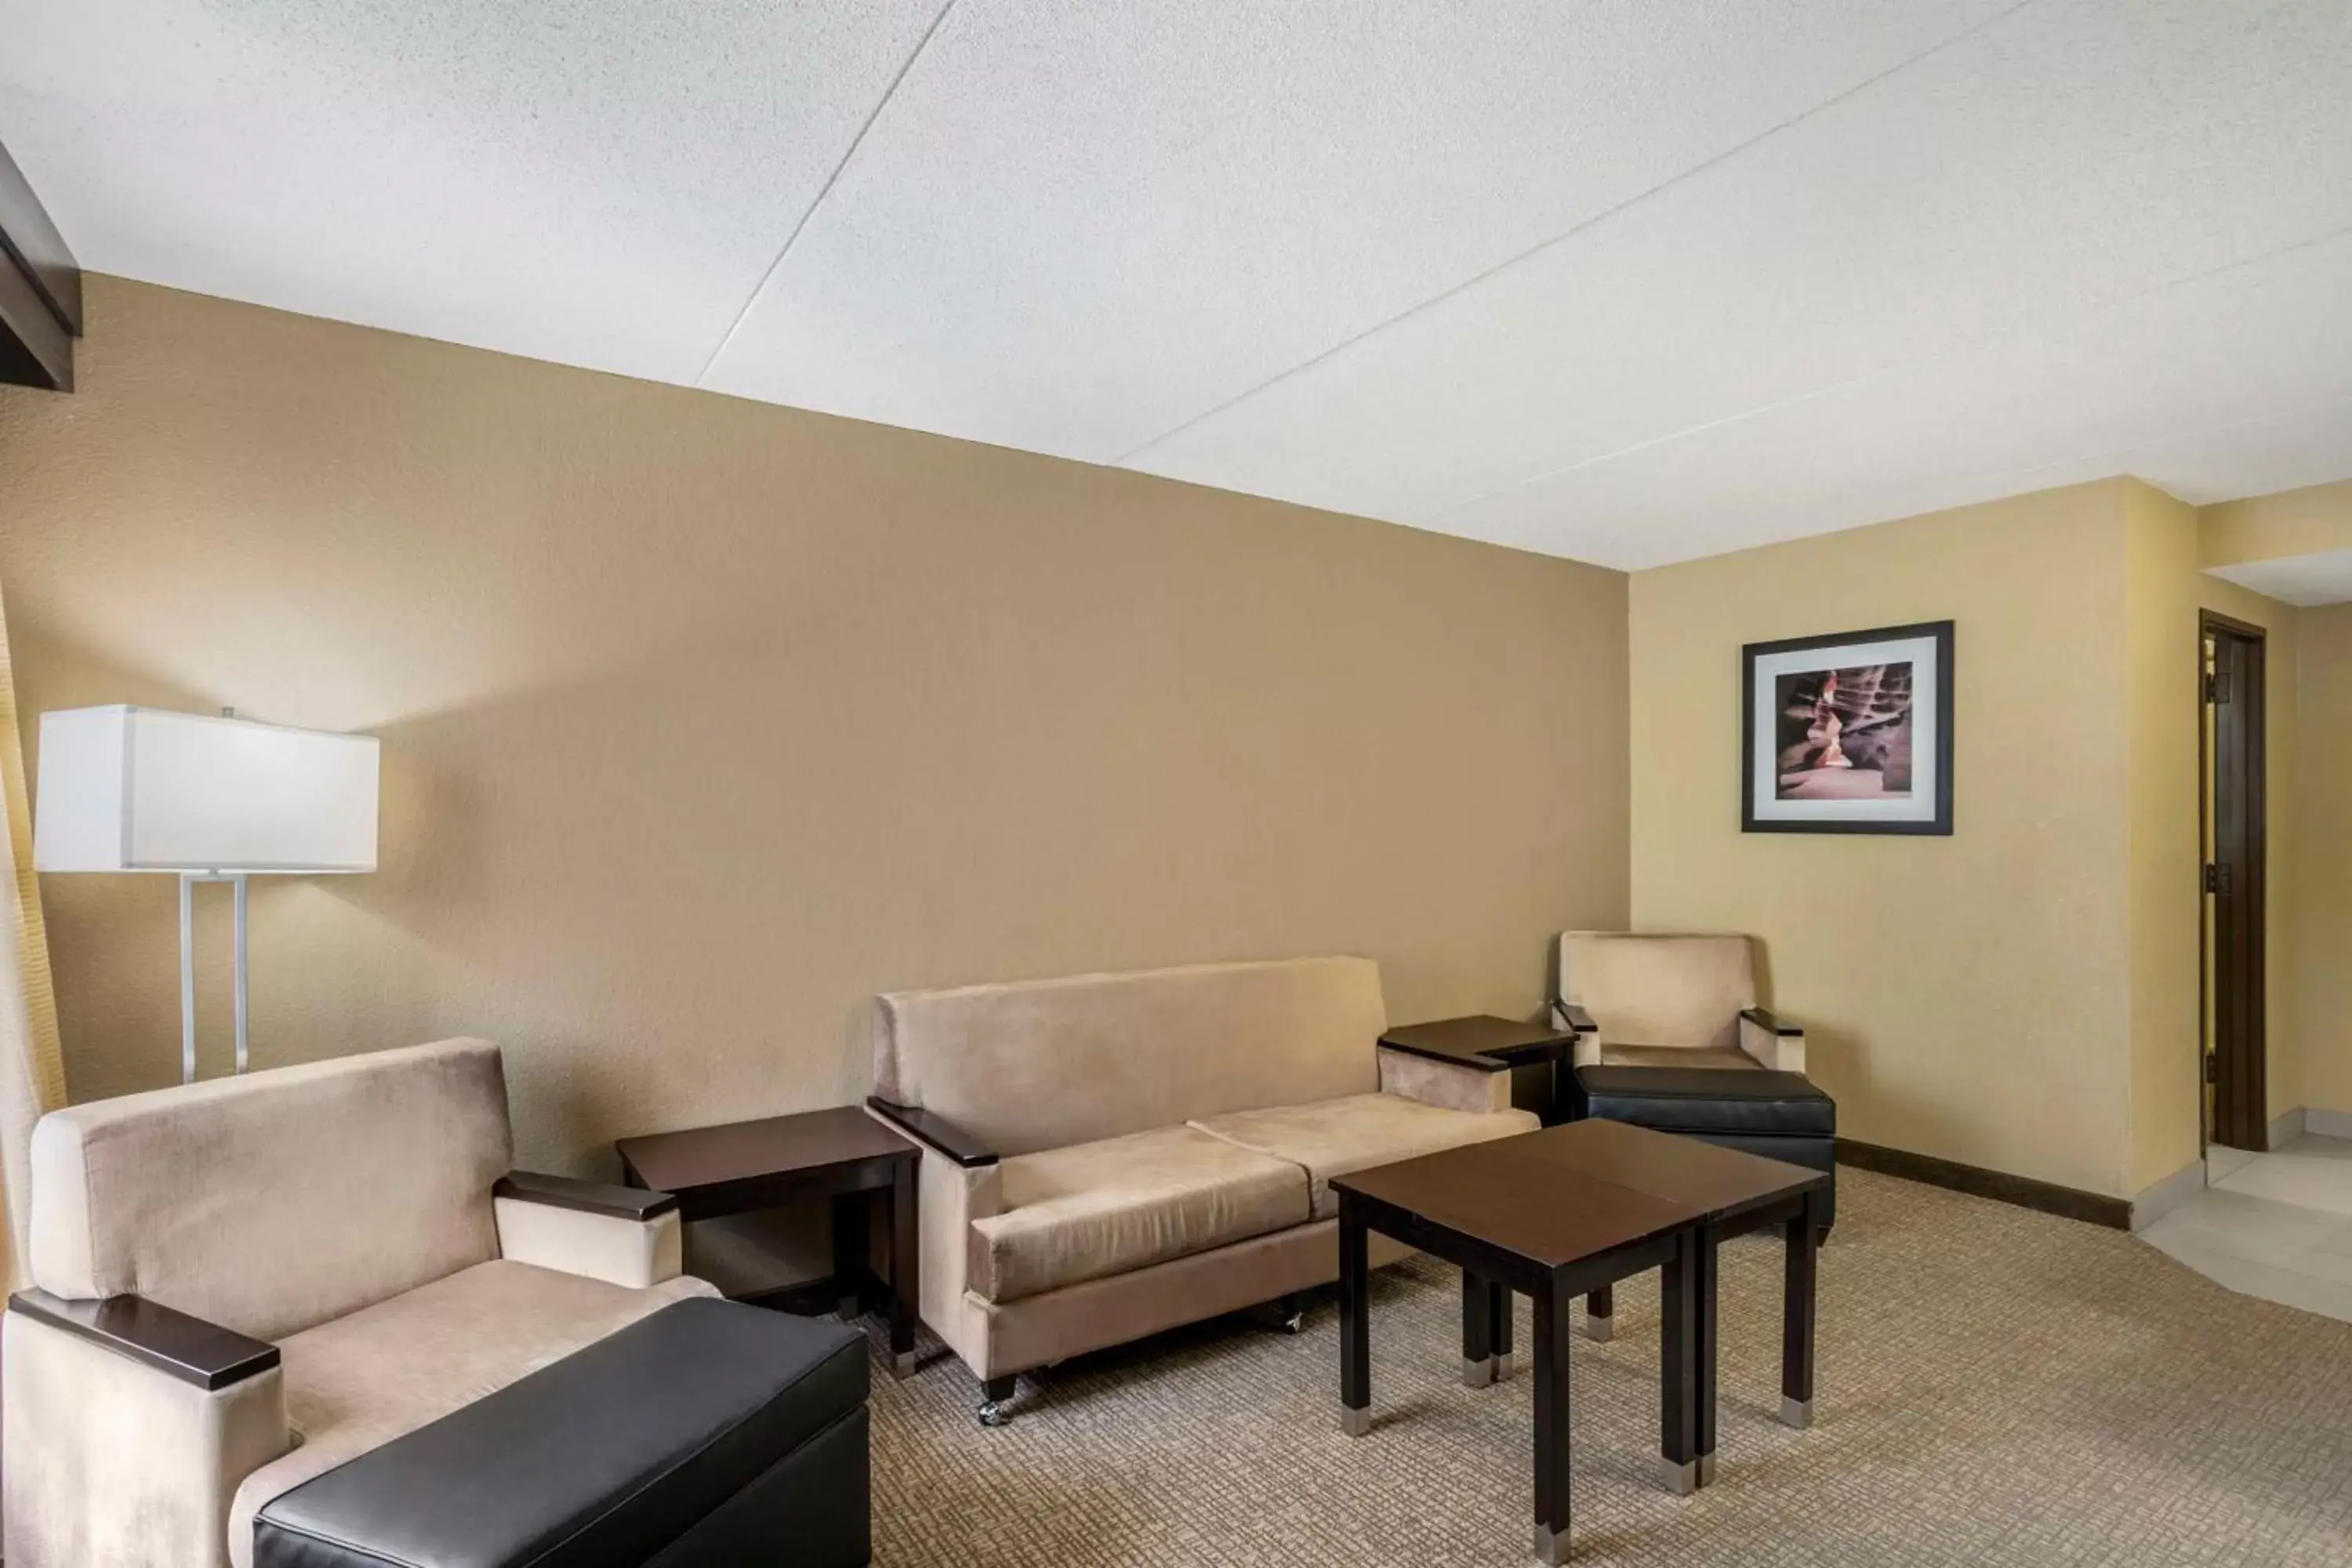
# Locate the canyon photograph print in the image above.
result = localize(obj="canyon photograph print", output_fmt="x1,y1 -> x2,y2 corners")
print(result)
1776,662 -> 1913,800
1741,620 -> 1954,835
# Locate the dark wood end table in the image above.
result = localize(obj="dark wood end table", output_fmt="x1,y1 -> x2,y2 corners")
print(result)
617,1105 -> 922,1377
1331,1120 -> 1826,1566
1379,1015 -> 1573,1123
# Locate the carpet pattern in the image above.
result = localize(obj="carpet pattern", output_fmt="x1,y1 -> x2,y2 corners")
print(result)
862,1167 -> 2352,1565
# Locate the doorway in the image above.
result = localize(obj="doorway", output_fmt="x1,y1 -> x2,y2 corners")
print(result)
2200,611 -> 2267,1152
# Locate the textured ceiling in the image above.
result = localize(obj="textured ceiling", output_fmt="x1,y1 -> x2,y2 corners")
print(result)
3,1 -> 2348,569
2208,549 -> 2352,608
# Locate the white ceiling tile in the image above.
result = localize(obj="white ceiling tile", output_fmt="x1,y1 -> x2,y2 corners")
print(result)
1125,0 -> 2352,532
699,0 -> 2016,459
1439,229 -> 2352,568
0,0 -> 945,383
3,1 -> 2347,565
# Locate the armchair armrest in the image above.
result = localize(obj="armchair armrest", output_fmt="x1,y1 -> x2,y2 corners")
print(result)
493,1171 -> 684,1289
1549,1002 -> 1602,1067
9,1287 -> 278,1390
1738,1007 -> 1806,1074
5,1291 -> 290,1568
866,1096 -> 999,1168
492,1171 -> 678,1220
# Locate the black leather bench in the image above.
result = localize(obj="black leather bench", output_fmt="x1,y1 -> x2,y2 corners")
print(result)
254,1297 -> 870,1568
1574,1065 -> 1837,1231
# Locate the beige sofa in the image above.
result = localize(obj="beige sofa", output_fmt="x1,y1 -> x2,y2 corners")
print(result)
865,956 -> 1538,1421
2,1039 -> 716,1568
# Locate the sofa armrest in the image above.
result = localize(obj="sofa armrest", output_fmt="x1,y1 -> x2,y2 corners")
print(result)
866,1097 -> 999,1168
493,1172 -> 684,1290
5,1292 -> 290,1568
1738,1008 -> 1806,1074
1377,1044 -> 1512,1115
9,1287 -> 278,1390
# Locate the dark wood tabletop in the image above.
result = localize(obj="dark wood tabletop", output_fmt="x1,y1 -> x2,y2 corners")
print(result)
616,1105 -> 914,1197
1331,1119 -> 1826,1269
1378,1014 -> 1570,1069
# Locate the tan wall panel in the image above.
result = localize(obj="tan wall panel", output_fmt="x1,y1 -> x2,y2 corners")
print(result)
2201,479 -> 2352,569
2296,604 -> 2352,1117
0,278 -> 1631,1177
1632,483 -> 2135,1197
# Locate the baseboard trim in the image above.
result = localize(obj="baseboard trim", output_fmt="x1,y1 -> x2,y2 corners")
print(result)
2306,1107 -> 2352,1141
2268,1106 -> 2307,1149
2128,1158 -> 2205,1231
1835,1138 -> 2130,1229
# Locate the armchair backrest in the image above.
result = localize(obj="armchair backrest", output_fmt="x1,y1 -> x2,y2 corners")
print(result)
1557,932 -> 1758,1052
872,957 -> 1385,1157
28,1038 -> 512,1341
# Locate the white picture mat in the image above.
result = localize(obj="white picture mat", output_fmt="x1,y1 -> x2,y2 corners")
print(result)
1750,633 -> 1940,822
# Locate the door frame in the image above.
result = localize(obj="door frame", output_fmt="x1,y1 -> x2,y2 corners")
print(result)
2198,608 -> 2267,1152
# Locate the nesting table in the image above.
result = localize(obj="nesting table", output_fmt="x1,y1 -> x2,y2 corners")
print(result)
1331,1119 -> 1828,1566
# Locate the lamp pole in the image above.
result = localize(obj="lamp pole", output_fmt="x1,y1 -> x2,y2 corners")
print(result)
176,870 -> 251,1083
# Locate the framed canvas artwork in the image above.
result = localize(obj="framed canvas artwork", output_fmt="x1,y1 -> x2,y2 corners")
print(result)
1741,620 -> 1954,835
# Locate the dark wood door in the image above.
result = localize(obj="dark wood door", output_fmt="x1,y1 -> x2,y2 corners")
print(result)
2204,614 -> 2267,1152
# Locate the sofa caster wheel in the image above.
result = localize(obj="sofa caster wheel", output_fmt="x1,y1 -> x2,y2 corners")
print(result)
1247,1294 -> 1306,1334
976,1400 -> 1008,1428
977,1375 -> 1017,1427
1277,1308 -> 1305,1335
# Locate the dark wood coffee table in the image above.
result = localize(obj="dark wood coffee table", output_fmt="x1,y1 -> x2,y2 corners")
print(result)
1331,1120 -> 1827,1566
617,1105 -> 921,1377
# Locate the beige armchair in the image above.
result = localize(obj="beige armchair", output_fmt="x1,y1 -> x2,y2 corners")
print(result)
2,1039 -> 717,1568
1548,931 -> 1805,1074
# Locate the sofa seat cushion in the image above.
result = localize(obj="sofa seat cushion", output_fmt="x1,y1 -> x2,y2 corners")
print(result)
1576,1066 -> 1834,1138
971,1127 -> 1311,1304
1190,1094 -> 1540,1220
1597,1045 -> 1762,1071
227,1259 -> 717,1567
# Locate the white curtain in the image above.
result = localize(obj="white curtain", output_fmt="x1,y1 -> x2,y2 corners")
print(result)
0,582 -> 66,1292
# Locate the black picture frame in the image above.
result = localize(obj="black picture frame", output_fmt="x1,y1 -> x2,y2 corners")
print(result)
1740,619 -> 1955,836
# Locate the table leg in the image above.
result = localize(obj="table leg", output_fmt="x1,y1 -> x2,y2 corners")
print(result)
1583,1282 -> 1613,1342
1781,1193 -> 1819,1428
1697,1223 -> 1719,1486
1660,1231 -> 1698,1496
830,1192 -> 869,1323
1490,1276 -> 1515,1381
889,1160 -> 919,1379
1532,1276 -> 1572,1566
1462,1269 -> 1496,1388
1340,1198 -> 1371,1437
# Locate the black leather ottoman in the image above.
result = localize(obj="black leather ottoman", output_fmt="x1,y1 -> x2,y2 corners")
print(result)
254,1298 -> 870,1568
1573,1065 -> 1837,1232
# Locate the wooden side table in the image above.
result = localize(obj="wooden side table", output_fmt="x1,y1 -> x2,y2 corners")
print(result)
617,1105 -> 922,1377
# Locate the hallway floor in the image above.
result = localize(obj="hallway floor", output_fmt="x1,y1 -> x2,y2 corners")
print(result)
2139,1134 -> 2352,1323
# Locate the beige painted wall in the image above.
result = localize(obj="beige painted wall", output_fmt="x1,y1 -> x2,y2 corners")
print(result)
1629,476 -> 2309,1201
2201,478 -> 2352,568
0,278 -> 1631,1182
1631,483 -> 2136,1197
2122,482 -> 2298,1196
2296,604 -> 2352,1117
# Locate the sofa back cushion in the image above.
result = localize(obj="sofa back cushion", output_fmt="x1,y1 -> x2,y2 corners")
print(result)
872,957 -> 1385,1157
1558,932 -> 1757,1052
29,1038 -> 511,1341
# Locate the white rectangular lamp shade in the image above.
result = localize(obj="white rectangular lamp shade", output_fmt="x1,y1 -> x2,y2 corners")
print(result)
34,706 -> 378,874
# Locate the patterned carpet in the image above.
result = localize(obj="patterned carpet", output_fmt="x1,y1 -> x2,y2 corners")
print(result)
862,1167 -> 2352,1566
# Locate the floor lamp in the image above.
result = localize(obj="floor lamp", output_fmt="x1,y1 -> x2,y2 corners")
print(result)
32,706 -> 379,1083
